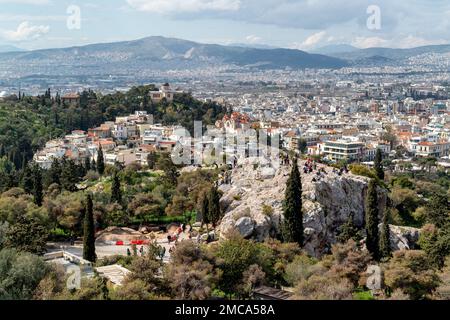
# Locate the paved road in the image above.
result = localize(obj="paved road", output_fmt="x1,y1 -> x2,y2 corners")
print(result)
48,230 -> 193,263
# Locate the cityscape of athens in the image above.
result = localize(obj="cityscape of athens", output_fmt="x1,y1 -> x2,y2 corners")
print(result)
0,1 -> 449,313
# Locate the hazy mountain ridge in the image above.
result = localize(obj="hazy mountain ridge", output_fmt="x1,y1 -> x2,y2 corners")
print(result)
2,36 -> 449,76
0,36 -> 348,74
0,45 -> 25,53
311,44 -> 359,55
328,44 -> 450,64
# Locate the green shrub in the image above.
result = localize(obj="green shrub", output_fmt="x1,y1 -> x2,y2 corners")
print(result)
48,228 -> 71,241
262,205 -> 274,217
349,164 -> 377,180
353,290 -> 374,300
96,255 -> 134,268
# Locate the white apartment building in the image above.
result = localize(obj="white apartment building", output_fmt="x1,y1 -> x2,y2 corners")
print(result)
112,124 -> 138,140
323,139 -> 365,162
416,141 -> 450,158
105,148 -> 137,166
142,129 -> 163,145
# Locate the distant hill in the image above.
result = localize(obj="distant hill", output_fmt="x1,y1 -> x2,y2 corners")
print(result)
227,43 -> 278,50
311,44 -> 358,55
0,36 -> 348,76
327,44 -> 450,65
0,45 -> 25,53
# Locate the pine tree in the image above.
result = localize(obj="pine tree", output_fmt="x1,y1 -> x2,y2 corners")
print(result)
282,158 -> 304,246
337,214 -> 363,244
4,216 -> 48,254
97,145 -> 105,175
426,193 -> 450,228
111,172 -> 122,204
374,148 -> 385,181
379,209 -> 392,260
32,165 -> 43,206
83,194 -> 96,262
365,179 -> 380,261
207,185 -> 222,228
156,153 -> 179,185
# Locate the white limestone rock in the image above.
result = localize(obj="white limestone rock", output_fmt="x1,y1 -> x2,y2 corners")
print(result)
235,217 -> 255,238
218,159 -> 389,257
388,225 -> 420,251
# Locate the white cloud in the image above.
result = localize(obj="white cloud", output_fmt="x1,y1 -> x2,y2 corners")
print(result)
0,0 -> 50,4
291,31 -> 327,50
351,35 -> 449,49
123,0 -> 450,48
83,3 -> 100,9
302,31 -> 327,48
245,34 -> 262,44
351,36 -> 389,49
126,0 -> 241,14
0,14 -> 65,22
395,35 -> 448,49
1,21 -> 50,42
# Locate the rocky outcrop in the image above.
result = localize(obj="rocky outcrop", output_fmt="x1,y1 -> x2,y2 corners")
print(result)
388,225 -> 420,251
218,157 -> 389,257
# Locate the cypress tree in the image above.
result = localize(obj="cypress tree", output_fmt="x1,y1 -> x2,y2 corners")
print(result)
207,185 -> 222,228
32,165 -> 43,206
97,145 -> 105,175
198,191 -> 210,228
374,148 -> 384,181
282,158 -> 304,246
147,151 -> 157,170
61,159 -> 79,192
21,164 -> 34,194
84,156 -> 91,172
379,209 -> 392,260
365,179 -> 380,261
83,194 -> 96,262
111,172 -> 122,204
48,158 -> 61,185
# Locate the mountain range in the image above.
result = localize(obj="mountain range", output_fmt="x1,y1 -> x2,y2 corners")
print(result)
0,45 -> 25,53
0,36 -> 348,75
1,36 -> 450,77
310,44 -> 359,55
327,44 -> 450,60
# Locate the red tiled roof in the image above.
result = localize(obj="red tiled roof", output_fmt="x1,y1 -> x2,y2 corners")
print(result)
62,93 -> 80,99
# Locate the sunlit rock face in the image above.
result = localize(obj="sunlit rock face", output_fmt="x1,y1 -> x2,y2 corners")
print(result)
218,157 -> 389,257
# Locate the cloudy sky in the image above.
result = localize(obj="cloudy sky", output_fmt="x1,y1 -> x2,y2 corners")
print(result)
0,0 -> 449,51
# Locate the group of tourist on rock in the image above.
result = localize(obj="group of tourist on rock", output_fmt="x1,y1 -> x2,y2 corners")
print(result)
302,158 -> 350,183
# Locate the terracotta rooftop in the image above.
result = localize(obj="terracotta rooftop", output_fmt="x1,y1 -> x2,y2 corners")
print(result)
62,93 -> 80,99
